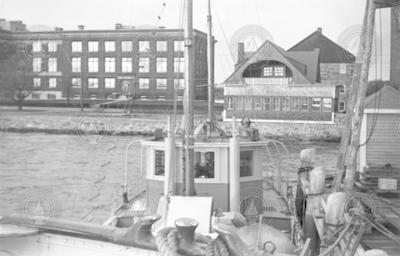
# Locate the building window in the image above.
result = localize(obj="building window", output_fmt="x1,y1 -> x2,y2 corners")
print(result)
291,97 -> 301,111
282,97 -> 290,111
71,41 -> 82,52
254,97 -> 262,110
139,41 -> 150,52
339,102 -> 346,112
322,98 -> 332,112
263,67 -> 273,77
88,57 -> 99,72
33,58 -> 41,72
339,85 -> 345,94
156,79 -> 168,90
31,92 -> 40,99
312,98 -> 322,111
301,97 -> 309,111
240,151 -> 253,177
105,57 -> 115,72
174,40 -> 184,52
47,93 -> 56,99
72,57 -> 81,73
272,97 -> 281,111
139,78 -> 150,89
88,78 -> 99,89
48,78 -> 57,88
156,57 -> 167,73
174,79 -> 185,90
139,58 -> 150,72
33,78 -> 41,88
32,41 -> 42,52
121,41 -> 133,52
105,78 -> 115,89
244,97 -> 252,110
157,41 -> 167,52
227,97 -> 233,110
235,96 -> 244,110
48,58 -> 57,72
264,97 -> 271,111
105,41 -> 115,52
155,150 -> 165,176
88,41 -> 99,52
122,57 -> 132,73
340,64 -> 347,74
195,152 -> 215,179
174,57 -> 184,73
48,42 -> 57,52
72,78 -> 81,88
274,66 -> 284,77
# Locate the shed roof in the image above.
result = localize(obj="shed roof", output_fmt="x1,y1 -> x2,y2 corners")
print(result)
365,86 -> 400,110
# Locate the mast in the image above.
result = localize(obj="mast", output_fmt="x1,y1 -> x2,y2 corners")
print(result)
336,0 -> 376,192
183,0 -> 195,196
207,0 -> 215,124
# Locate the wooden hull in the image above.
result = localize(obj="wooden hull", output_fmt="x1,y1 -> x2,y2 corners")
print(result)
0,232 -> 158,256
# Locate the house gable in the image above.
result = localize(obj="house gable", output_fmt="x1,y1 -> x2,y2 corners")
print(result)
365,86 -> 400,110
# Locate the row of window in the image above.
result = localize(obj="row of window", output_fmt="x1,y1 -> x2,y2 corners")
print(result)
32,57 -> 185,74
154,150 -> 254,179
31,40 -> 185,53
30,93 -> 179,101
263,66 -> 285,77
226,96 -> 333,112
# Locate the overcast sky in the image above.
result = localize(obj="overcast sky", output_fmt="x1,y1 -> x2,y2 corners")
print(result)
0,0 -> 392,82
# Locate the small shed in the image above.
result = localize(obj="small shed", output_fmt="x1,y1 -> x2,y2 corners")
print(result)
359,86 -> 400,172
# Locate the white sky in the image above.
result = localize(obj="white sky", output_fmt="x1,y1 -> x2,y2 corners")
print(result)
0,0 -> 392,82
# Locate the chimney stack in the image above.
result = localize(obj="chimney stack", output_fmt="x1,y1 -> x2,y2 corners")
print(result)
236,42 -> 245,68
55,27 -> 63,31
115,23 -> 122,30
78,25 -> 85,30
317,27 -> 322,33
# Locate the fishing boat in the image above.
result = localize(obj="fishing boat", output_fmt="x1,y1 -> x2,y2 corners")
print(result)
1,0 -> 399,255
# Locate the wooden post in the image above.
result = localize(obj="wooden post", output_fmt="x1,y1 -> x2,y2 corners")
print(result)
229,116 -> 241,212
304,166 -> 325,256
164,116 -> 176,196
207,0 -> 215,124
335,0 -> 376,192
183,0 -> 195,196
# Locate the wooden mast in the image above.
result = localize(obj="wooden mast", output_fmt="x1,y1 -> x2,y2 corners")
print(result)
183,0 -> 195,196
207,0 -> 215,124
335,0 -> 376,192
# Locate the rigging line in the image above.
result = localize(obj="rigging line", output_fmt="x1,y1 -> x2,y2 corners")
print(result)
379,8 -> 383,81
212,4 -> 235,63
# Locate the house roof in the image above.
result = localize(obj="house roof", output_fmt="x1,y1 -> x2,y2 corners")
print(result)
365,85 -> 400,110
224,40 -> 318,84
288,29 -> 355,64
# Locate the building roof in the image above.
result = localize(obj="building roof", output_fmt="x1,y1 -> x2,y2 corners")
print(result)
224,40 -> 320,84
288,29 -> 355,64
365,85 -> 400,110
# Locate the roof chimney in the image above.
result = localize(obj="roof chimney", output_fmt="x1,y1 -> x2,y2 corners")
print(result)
237,42 -> 245,64
317,27 -> 322,33
78,25 -> 85,30
115,23 -> 122,29
55,27 -> 63,31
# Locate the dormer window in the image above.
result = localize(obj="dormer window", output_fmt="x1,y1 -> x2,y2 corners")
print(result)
262,66 -> 285,77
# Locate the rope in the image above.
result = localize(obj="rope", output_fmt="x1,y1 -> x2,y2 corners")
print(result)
156,227 -> 230,256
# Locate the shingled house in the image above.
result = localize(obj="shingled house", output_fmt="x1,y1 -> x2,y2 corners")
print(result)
222,28 -> 355,123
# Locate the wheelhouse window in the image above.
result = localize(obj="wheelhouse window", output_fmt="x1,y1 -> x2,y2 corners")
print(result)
264,97 -> 270,111
272,97 -> 281,111
154,150 -> 165,176
322,98 -> 332,112
240,151 -> 253,177
312,98 -> 321,111
195,152 -> 215,179
291,97 -> 301,111
301,97 -> 309,111
282,97 -> 290,111
254,97 -> 262,110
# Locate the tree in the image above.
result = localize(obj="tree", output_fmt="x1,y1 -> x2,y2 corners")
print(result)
0,43 -> 33,110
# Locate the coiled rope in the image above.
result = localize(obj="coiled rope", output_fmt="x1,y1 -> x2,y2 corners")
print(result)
156,227 -> 230,256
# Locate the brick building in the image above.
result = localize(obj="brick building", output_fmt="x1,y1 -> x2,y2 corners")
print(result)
222,28 -> 355,123
0,21 -> 209,101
